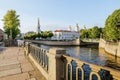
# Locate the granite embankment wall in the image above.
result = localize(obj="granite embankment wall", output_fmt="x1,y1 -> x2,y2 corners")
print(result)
26,39 -> 99,46
27,39 -> 80,46
99,39 -> 120,57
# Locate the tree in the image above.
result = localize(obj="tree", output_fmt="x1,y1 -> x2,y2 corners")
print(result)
89,26 -> 100,38
47,31 -> 53,38
80,29 -> 88,39
24,31 -> 54,40
41,31 -> 53,39
87,28 -> 92,38
3,10 -> 20,39
24,32 -> 37,40
80,26 -> 101,39
41,31 -> 49,39
103,9 -> 120,41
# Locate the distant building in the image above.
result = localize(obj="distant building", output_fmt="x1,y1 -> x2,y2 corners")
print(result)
0,29 -> 7,41
52,30 -> 80,40
52,24 -> 80,40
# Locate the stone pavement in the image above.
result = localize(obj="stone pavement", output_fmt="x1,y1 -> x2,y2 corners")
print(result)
0,47 -> 46,80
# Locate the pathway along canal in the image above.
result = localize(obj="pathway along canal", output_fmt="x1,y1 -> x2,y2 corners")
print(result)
39,44 -> 120,71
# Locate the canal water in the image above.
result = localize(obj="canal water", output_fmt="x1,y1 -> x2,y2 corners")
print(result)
39,44 -> 120,70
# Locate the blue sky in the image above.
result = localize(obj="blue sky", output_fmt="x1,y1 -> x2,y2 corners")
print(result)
0,0 -> 120,33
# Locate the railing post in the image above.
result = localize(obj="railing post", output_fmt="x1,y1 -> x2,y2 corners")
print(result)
47,48 -> 66,80
24,42 -> 31,55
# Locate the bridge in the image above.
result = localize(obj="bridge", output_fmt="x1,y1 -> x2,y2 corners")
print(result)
23,42 -> 120,80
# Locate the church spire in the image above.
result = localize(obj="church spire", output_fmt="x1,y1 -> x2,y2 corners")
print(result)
37,18 -> 41,33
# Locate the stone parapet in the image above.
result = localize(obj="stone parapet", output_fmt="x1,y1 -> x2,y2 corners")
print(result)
47,48 -> 65,80
25,43 -> 66,80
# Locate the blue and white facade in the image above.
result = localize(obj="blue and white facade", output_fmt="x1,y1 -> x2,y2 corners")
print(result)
52,30 -> 80,40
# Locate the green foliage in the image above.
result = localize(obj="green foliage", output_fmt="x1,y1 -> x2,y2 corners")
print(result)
41,31 -> 48,39
46,31 -> 53,38
24,31 -> 53,40
37,33 -> 41,37
89,26 -> 100,38
103,9 -> 120,40
3,10 -> 20,39
80,26 -> 101,39
80,29 -> 88,39
24,32 -> 37,40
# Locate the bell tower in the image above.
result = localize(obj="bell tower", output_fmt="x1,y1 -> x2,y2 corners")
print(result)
37,18 -> 41,33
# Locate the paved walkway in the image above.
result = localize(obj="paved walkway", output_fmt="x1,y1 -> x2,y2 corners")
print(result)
0,47 -> 46,80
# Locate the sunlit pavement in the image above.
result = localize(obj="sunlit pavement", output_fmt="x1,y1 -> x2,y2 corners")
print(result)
0,47 -> 46,80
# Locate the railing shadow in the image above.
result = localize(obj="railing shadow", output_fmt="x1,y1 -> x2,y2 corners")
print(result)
63,55 -> 119,80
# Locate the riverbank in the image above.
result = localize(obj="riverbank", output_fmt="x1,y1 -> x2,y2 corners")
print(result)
99,39 -> 120,57
26,39 -> 80,46
25,39 -> 99,47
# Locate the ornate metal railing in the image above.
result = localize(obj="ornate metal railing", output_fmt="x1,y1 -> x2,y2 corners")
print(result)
63,55 -> 120,80
28,44 -> 49,72
24,42 -> 120,80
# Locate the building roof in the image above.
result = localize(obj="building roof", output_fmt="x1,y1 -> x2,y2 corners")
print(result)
54,30 -> 79,33
55,30 -> 71,32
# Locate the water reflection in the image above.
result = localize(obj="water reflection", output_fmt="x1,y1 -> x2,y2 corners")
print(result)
99,48 -> 120,70
39,44 -> 120,70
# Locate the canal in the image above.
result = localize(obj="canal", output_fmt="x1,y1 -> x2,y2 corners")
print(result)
39,44 -> 120,70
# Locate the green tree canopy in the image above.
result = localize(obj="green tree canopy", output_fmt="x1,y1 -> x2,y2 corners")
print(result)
24,31 -> 53,40
41,31 -> 53,39
80,26 -> 101,39
80,29 -> 88,39
89,26 -> 100,38
3,10 -> 20,39
103,9 -> 120,41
